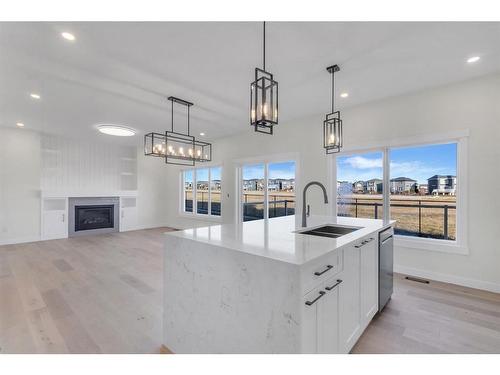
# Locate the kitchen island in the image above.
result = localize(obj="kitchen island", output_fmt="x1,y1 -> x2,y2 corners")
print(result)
163,215 -> 394,353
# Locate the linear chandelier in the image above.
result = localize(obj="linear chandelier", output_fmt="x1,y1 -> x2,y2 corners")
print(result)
144,96 -> 212,166
323,64 -> 343,154
250,21 -> 278,135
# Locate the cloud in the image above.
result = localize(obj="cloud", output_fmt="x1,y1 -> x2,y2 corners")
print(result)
342,156 -> 383,169
389,161 -> 446,178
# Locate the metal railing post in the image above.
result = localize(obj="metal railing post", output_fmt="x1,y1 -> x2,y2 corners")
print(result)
418,200 -> 422,237
355,198 -> 358,217
375,204 -> 378,219
444,205 -> 449,240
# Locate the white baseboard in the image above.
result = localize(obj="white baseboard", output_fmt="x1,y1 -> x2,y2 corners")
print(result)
395,264 -> 500,294
0,235 -> 41,246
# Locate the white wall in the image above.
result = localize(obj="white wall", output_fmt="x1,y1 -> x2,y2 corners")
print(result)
0,128 -> 41,244
136,150 -> 169,229
0,129 -> 168,244
344,73 -> 500,292
163,73 -> 500,292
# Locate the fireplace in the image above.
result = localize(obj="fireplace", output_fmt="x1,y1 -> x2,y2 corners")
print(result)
68,197 -> 120,237
75,205 -> 114,232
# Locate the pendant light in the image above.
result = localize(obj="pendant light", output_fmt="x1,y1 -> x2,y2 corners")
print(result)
323,64 -> 343,154
250,21 -> 278,135
144,96 -> 212,166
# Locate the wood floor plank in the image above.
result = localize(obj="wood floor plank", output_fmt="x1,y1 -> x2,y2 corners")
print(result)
26,307 -> 69,353
53,259 -> 74,272
2,227 -> 500,354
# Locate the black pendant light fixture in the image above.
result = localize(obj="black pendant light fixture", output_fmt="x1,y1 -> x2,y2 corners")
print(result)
323,64 -> 343,154
250,21 -> 278,135
144,96 -> 212,166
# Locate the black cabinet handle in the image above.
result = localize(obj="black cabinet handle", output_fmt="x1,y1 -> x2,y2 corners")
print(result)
305,291 -> 326,306
355,237 -> 374,248
314,264 -> 333,276
325,279 -> 343,291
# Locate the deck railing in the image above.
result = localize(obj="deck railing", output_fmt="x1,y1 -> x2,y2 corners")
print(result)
337,198 -> 456,240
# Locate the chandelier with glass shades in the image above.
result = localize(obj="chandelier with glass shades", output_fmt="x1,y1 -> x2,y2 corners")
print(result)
144,96 -> 212,166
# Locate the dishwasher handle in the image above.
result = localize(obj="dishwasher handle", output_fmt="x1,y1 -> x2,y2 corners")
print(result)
381,235 -> 393,245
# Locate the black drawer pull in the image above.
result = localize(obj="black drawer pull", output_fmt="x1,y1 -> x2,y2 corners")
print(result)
314,264 -> 333,276
305,291 -> 326,306
325,279 -> 343,291
355,237 -> 374,248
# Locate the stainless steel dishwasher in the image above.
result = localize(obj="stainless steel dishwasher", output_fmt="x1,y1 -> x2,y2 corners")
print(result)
378,226 -> 394,312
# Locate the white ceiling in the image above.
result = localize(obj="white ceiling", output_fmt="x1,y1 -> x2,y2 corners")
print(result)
1,22 -> 500,145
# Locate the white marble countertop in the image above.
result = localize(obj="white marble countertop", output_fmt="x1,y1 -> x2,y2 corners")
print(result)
165,215 -> 394,266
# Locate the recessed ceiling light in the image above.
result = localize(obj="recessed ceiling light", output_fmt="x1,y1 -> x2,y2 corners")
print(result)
16,122 -> 25,128
200,132 -> 205,136
340,92 -> 349,98
97,124 -> 136,137
30,93 -> 41,99
61,32 -> 76,41
467,56 -> 480,63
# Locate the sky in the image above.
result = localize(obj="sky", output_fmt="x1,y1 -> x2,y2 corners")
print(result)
242,161 -> 296,180
337,143 -> 457,184
184,166 -> 221,183
187,144 -> 456,185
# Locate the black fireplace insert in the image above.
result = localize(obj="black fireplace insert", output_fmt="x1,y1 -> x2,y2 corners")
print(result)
75,205 -> 114,232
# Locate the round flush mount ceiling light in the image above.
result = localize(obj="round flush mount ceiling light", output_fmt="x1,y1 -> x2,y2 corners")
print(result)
199,132 -> 205,136
16,122 -> 25,128
97,124 -> 136,137
467,56 -> 480,63
340,92 -> 349,98
61,32 -> 76,41
30,93 -> 41,99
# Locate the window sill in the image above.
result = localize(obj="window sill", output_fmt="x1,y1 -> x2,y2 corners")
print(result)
178,212 -> 222,222
394,235 -> 469,255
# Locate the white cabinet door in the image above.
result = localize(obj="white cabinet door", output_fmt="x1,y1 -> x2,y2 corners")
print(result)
339,243 -> 361,353
360,237 -> 378,324
120,207 -> 138,231
301,278 -> 342,354
42,198 -> 68,240
318,278 -> 341,354
301,285 -> 323,353
120,197 -> 137,232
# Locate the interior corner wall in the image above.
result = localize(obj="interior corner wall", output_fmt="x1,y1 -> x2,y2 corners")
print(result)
163,72 -> 500,292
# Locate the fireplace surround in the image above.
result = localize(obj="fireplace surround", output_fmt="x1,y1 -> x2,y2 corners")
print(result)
68,197 -> 119,237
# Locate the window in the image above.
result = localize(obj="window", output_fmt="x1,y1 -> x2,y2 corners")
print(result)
242,164 -> 265,221
196,168 -> 209,214
334,137 -> 465,250
390,143 -> 457,240
268,161 -> 296,218
182,167 -> 222,218
336,151 -> 384,220
241,160 -> 296,222
184,170 -> 194,212
210,167 -> 222,216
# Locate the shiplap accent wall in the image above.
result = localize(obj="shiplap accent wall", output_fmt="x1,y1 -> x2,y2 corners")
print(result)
41,134 -> 138,193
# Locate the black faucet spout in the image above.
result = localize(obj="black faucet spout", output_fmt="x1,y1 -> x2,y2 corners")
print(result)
302,181 -> 329,227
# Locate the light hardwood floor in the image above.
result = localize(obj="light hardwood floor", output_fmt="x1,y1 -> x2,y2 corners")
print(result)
1,228 -> 500,354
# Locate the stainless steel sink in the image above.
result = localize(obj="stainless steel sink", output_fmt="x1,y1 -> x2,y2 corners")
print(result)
298,225 -> 362,238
